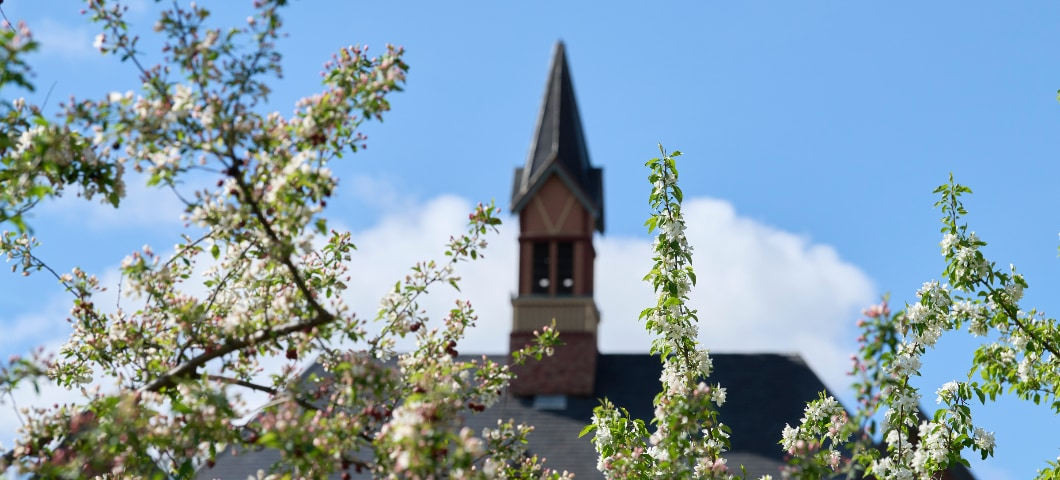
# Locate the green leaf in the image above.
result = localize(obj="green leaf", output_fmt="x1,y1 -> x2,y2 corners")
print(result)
257,432 -> 280,448
645,216 -> 659,233
177,461 -> 196,477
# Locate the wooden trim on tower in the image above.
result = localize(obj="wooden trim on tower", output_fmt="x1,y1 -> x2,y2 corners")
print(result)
518,234 -> 592,241
531,195 -> 577,235
511,296 -> 599,334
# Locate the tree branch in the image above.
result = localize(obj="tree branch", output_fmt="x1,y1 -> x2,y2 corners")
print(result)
984,282 -> 1060,360
140,311 -> 334,394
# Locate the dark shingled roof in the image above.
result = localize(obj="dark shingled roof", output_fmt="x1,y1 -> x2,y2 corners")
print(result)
479,353 -> 834,478
195,353 -> 839,479
511,41 -> 604,233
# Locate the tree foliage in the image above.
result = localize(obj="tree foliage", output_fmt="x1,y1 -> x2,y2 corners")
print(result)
1,2 -> 560,478
582,147 -> 735,478
778,177 -> 1060,479
2,2 -> 1059,480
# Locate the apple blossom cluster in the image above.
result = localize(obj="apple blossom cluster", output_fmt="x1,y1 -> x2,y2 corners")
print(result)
788,178 -> 1059,479
777,299 -> 899,479
1,2 -> 565,478
932,179 -> 1059,477
779,394 -> 850,476
827,182 -> 998,478
859,274 -> 991,478
1,21 -> 46,231
1,18 -> 124,233
585,147 -> 743,479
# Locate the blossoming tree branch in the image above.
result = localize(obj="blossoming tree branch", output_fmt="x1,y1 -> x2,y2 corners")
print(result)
774,179 -> 1060,479
2,1 -> 1059,479
586,150 -> 1058,479
1,1 -> 561,478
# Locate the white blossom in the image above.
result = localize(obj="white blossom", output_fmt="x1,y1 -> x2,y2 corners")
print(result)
939,232 -> 959,254
973,427 -> 996,451
935,381 -> 959,404
711,386 -> 727,406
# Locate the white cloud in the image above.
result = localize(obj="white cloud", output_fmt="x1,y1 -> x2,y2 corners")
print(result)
0,263 -> 129,451
123,0 -> 151,16
0,193 -> 509,450
336,194 -> 875,395
16,0 -> 151,62
30,18 -> 96,61
35,176 -> 188,232
0,294 -> 71,354
0,191 -> 877,456
337,194 -> 519,354
598,198 -> 875,393
0,339 -> 80,449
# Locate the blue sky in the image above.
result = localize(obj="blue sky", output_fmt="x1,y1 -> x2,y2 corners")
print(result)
2,1 -> 1059,478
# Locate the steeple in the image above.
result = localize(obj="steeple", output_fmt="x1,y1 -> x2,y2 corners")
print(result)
512,41 -> 604,233
509,43 -> 603,397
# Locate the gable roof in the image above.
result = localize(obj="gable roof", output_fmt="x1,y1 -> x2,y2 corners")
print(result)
194,353 -> 840,479
511,42 -> 604,233
480,353 -> 835,478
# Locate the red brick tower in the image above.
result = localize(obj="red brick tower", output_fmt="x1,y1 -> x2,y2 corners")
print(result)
509,42 -> 604,397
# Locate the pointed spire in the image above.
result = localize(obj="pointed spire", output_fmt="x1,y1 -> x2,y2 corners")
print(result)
511,41 -> 604,233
